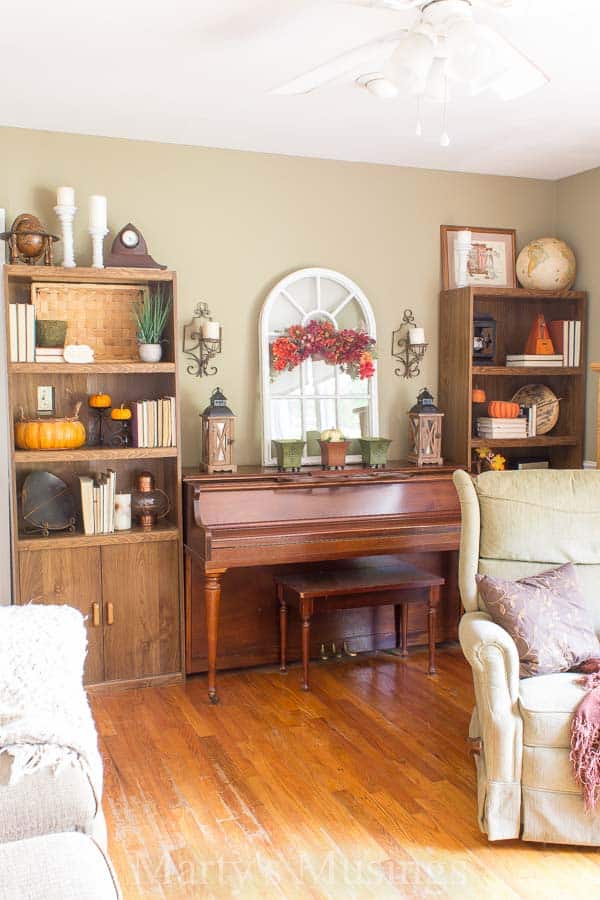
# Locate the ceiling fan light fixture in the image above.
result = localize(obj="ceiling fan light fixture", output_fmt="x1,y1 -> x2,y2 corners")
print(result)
386,30 -> 436,87
425,58 -> 450,103
357,74 -> 400,99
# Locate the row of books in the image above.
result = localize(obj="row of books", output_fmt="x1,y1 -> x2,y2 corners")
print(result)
548,320 -> 581,367
79,470 -> 117,536
8,304 -> 36,362
505,320 -> 581,368
132,397 -> 177,448
476,416 -> 528,439
35,347 -> 65,363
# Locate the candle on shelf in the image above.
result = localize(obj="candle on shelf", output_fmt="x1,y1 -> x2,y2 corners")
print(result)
409,327 -> 426,346
114,493 -> 132,531
89,195 -> 107,230
56,186 -> 75,207
202,320 -> 221,341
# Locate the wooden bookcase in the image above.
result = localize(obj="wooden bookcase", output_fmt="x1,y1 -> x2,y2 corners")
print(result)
439,286 -> 587,471
4,265 -> 184,689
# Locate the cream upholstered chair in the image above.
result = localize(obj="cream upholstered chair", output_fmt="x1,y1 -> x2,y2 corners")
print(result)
454,469 -> 600,845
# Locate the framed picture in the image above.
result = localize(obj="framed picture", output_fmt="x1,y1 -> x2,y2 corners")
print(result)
441,225 -> 517,290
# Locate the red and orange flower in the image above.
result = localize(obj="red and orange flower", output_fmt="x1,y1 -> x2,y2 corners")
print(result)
271,320 -> 377,380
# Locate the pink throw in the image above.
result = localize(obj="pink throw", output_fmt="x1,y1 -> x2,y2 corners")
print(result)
570,658 -> 600,812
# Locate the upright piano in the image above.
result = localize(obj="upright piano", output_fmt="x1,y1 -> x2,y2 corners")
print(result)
184,462 -> 462,702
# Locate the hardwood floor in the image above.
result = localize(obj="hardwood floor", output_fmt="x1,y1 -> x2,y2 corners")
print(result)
91,648 -> 600,899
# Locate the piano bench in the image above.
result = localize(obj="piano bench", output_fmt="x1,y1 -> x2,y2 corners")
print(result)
275,562 -> 445,691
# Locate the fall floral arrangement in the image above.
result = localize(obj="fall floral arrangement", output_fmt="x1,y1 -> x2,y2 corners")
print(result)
270,320 -> 376,380
473,446 -> 507,472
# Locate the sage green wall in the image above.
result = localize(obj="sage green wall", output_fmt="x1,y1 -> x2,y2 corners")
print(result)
0,126 -> 557,466
556,167 -> 600,462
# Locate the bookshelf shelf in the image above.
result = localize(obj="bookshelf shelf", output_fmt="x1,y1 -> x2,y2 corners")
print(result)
14,446 -> 178,463
9,361 -> 176,374
4,265 -> 184,689
472,366 -> 584,377
471,436 -> 579,449
439,286 -> 586,471
17,522 -> 180,551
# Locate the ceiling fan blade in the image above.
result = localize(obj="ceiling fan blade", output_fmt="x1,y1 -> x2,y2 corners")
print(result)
271,34 -> 404,95
485,30 -> 549,100
339,0 -> 423,8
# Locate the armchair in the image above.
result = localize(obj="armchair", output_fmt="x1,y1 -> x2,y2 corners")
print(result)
454,469 -> 600,845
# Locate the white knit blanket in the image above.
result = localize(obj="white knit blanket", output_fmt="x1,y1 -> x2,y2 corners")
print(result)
0,604 -> 102,798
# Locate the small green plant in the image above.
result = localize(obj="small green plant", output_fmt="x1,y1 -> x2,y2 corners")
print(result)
133,286 -> 172,344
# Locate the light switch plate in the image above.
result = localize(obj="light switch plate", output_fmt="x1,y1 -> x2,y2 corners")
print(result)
37,385 -> 55,416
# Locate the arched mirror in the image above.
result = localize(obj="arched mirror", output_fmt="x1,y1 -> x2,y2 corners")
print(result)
259,267 -> 379,466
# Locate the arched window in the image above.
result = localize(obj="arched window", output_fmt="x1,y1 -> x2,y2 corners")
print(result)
259,267 -> 379,466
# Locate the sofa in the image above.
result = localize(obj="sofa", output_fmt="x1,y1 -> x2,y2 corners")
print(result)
454,469 -> 600,845
0,604 -> 120,899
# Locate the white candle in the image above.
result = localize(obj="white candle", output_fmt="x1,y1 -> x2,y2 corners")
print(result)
409,327 -> 426,345
456,229 -> 472,246
202,321 -> 220,341
89,195 -> 107,230
57,186 -> 75,207
114,493 -> 132,531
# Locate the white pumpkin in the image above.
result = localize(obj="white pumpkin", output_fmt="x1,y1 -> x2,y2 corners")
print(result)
320,428 -> 344,443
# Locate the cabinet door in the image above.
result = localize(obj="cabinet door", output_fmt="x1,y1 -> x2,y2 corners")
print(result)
101,541 -> 180,682
18,548 -> 105,685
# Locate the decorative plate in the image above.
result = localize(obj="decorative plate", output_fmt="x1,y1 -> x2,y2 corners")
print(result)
511,384 -> 560,435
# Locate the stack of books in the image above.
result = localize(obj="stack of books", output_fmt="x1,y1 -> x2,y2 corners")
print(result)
8,303 -> 35,362
548,320 -> 582,367
506,354 -> 563,368
78,470 -> 117,536
476,417 -> 528,440
131,397 -> 177,448
35,346 -> 64,364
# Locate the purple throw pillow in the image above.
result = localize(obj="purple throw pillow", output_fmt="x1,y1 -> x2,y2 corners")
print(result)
476,563 -> 600,678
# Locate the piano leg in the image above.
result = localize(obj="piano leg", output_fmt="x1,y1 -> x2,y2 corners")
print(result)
205,569 -> 227,704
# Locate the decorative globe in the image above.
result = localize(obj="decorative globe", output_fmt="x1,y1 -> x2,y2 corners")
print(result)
516,238 -> 576,292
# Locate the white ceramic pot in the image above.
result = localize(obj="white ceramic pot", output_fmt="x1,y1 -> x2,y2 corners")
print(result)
138,343 -> 162,363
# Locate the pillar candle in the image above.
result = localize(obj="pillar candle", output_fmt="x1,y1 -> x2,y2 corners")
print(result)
456,229 -> 472,246
89,195 -> 107,230
57,186 -> 75,207
409,327 -> 426,345
114,493 -> 132,531
202,321 -> 221,341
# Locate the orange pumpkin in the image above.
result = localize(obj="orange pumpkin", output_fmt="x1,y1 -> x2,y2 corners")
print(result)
472,388 -> 486,403
488,401 -> 520,419
15,402 -> 86,450
88,392 -> 112,409
111,404 -> 132,421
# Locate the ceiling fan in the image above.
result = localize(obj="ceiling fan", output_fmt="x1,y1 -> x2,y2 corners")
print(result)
271,0 -> 549,144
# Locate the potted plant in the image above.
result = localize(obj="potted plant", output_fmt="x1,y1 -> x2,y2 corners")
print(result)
359,437 -> 392,469
133,286 -> 172,363
319,428 -> 349,470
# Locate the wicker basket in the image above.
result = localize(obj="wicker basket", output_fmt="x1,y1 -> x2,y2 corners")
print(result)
31,282 -> 149,361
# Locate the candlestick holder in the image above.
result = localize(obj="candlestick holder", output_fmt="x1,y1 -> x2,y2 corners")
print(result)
89,226 -> 108,268
392,309 -> 428,379
183,301 -> 223,377
54,204 -> 77,267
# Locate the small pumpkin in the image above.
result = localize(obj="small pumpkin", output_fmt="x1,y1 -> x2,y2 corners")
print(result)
88,391 -> 112,409
472,388 -> 486,404
111,404 -> 132,421
320,428 -> 345,443
15,402 -> 86,450
488,401 -> 520,419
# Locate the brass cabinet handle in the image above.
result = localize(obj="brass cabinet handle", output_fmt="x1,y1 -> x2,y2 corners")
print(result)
106,602 -> 114,626
92,602 -> 100,627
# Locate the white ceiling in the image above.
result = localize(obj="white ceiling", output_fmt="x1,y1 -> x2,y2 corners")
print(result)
1,0 -> 599,180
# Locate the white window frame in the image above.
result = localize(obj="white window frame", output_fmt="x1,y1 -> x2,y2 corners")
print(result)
259,267 -> 379,467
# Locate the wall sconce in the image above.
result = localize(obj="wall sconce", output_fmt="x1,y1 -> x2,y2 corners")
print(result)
183,301 -> 222,377
392,309 -> 428,379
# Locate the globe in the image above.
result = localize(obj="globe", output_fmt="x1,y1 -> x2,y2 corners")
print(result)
516,238 -> 576,292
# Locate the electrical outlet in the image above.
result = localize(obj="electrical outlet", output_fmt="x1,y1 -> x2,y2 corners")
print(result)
37,385 -> 55,417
